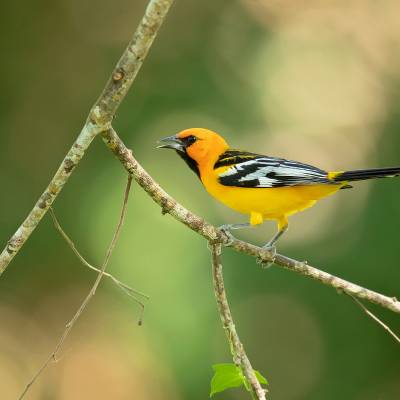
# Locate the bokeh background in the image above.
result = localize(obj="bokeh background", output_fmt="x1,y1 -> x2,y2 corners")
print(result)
1,0 -> 400,399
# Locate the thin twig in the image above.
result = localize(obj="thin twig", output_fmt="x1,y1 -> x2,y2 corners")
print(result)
17,175 -> 133,400
49,206 -> 149,321
0,0 -> 175,276
210,242 -> 267,400
102,127 -> 400,315
349,294 -> 400,344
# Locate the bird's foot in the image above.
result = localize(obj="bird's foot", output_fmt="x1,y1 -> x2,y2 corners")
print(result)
256,243 -> 277,269
218,224 -> 236,246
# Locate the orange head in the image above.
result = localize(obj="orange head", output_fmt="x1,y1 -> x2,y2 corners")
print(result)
158,128 -> 230,176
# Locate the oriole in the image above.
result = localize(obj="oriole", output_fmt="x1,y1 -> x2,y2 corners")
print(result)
158,128 -> 400,251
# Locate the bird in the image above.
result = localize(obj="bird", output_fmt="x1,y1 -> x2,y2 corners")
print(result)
158,128 -> 400,256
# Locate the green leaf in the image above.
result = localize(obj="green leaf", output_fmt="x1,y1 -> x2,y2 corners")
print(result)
210,363 -> 245,397
210,363 -> 268,397
254,370 -> 268,385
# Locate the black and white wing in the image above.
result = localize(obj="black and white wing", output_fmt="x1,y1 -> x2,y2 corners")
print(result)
215,150 -> 331,188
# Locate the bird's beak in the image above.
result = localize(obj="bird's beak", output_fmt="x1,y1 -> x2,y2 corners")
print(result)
157,135 -> 185,152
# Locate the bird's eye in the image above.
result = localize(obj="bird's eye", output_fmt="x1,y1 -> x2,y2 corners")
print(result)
184,135 -> 197,146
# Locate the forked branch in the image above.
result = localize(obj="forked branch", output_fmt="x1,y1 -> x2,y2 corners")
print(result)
0,0 -> 175,276
18,175 -> 133,400
102,128 -> 400,315
0,1 -> 398,399
50,207 -> 148,324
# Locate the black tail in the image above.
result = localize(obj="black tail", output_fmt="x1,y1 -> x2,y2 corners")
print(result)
334,167 -> 400,182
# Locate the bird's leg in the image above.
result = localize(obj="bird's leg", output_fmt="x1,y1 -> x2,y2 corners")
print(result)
218,223 -> 251,245
258,218 -> 289,268
263,224 -> 288,249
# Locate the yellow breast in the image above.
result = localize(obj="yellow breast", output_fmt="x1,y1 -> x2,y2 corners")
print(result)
200,167 -> 341,223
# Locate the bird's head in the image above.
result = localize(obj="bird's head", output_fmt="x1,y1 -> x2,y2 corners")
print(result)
157,128 -> 229,166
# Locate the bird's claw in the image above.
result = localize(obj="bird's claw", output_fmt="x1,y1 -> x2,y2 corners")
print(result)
218,225 -> 236,246
256,244 -> 277,269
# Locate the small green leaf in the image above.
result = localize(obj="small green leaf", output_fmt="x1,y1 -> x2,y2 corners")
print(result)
210,363 -> 268,397
254,370 -> 268,385
210,363 -> 245,397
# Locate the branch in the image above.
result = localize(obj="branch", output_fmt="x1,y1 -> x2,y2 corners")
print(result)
0,0 -> 175,276
101,127 -> 400,315
349,295 -> 400,344
210,242 -> 267,400
49,207 -> 148,324
18,175 -> 133,400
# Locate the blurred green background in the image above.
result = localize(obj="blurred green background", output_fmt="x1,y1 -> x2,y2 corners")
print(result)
1,0 -> 400,399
